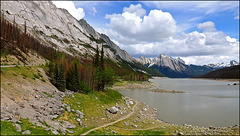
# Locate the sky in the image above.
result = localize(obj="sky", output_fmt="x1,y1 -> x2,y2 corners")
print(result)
52,1 -> 239,65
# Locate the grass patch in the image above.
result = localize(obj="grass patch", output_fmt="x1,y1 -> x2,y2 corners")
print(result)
1,66 -> 47,82
1,119 -> 53,135
1,121 -> 20,135
20,118 -> 53,135
60,89 -> 123,135
42,92 -> 53,98
133,130 -> 165,135
42,121 -> 51,128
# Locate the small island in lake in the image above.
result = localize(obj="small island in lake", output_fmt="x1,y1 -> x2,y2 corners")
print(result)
149,88 -> 186,93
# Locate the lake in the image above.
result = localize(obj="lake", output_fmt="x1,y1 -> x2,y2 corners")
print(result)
117,78 -> 239,127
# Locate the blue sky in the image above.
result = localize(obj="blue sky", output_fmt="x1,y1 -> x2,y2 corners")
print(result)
53,1 -> 239,65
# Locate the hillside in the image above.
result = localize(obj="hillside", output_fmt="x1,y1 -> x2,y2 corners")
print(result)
0,1 -> 164,77
194,65 -> 240,79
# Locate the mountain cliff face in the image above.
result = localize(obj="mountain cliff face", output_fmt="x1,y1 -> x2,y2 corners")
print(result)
137,55 -> 214,78
1,1 -> 135,63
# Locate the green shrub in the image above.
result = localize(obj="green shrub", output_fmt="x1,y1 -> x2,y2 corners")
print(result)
80,81 -> 92,94
38,72 -> 43,77
33,74 -> 40,79
41,79 -> 46,82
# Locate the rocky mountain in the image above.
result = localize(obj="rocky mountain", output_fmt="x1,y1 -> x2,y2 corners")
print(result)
205,60 -> 239,69
1,1 -> 165,77
1,1 -> 135,63
137,54 -> 214,78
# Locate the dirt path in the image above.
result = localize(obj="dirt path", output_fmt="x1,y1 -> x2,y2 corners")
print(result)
81,101 -> 139,135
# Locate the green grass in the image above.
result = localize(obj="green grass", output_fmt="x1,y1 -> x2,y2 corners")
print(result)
58,89 -> 123,135
1,66 -> 47,82
1,121 -> 20,135
87,127 -> 165,135
42,91 -> 54,98
133,130 -> 165,135
1,119 -> 53,135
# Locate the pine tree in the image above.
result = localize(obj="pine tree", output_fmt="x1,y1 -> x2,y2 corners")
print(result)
74,62 -> 81,90
100,45 -> 104,70
53,62 -> 58,86
94,45 -> 99,67
57,63 -> 66,92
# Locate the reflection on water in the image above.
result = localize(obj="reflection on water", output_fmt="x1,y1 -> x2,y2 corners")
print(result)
117,78 -> 239,127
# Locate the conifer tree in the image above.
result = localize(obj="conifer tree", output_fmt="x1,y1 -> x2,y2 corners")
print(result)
100,45 -> 104,70
68,62 -> 81,91
94,45 -> 99,67
74,62 -> 81,90
57,63 -> 66,92
53,62 -> 58,86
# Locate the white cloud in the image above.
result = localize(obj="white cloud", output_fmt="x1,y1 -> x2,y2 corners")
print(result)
89,7 -> 97,16
103,4 -> 239,65
123,4 -> 146,17
105,6 -> 176,44
142,1 -> 239,17
198,21 -> 216,32
52,1 -> 85,20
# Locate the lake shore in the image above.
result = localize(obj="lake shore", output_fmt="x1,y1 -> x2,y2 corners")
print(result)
111,79 -> 239,135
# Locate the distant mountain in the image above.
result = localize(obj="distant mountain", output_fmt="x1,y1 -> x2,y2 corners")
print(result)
195,65 -> 240,79
205,60 -> 239,69
137,54 -> 214,78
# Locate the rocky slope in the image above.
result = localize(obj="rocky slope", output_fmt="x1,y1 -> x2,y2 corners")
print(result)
1,1 -> 135,64
137,54 -> 214,78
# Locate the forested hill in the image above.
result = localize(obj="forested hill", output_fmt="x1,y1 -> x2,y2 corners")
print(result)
194,65 -> 240,79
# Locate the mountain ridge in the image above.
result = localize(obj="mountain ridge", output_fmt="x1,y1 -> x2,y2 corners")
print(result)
137,55 -> 215,78
1,1 -> 135,64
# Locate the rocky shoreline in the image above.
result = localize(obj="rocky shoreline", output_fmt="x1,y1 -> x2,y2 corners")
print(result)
133,100 -> 239,135
111,80 -> 239,135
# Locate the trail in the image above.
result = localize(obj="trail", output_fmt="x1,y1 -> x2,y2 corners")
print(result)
81,101 -> 139,135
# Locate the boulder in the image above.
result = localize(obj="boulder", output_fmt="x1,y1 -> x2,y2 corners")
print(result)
79,121 -> 82,126
63,121 -> 76,129
22,130 -> 31,134
66,106 -> 71,112
15,124 -> 21,132
52,130 -> 59,135
109,106 -> 118,114
58,108 -> 65,114
76,110 -> 84,118
132,124 -> 138,128
178,132 -> 183,135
